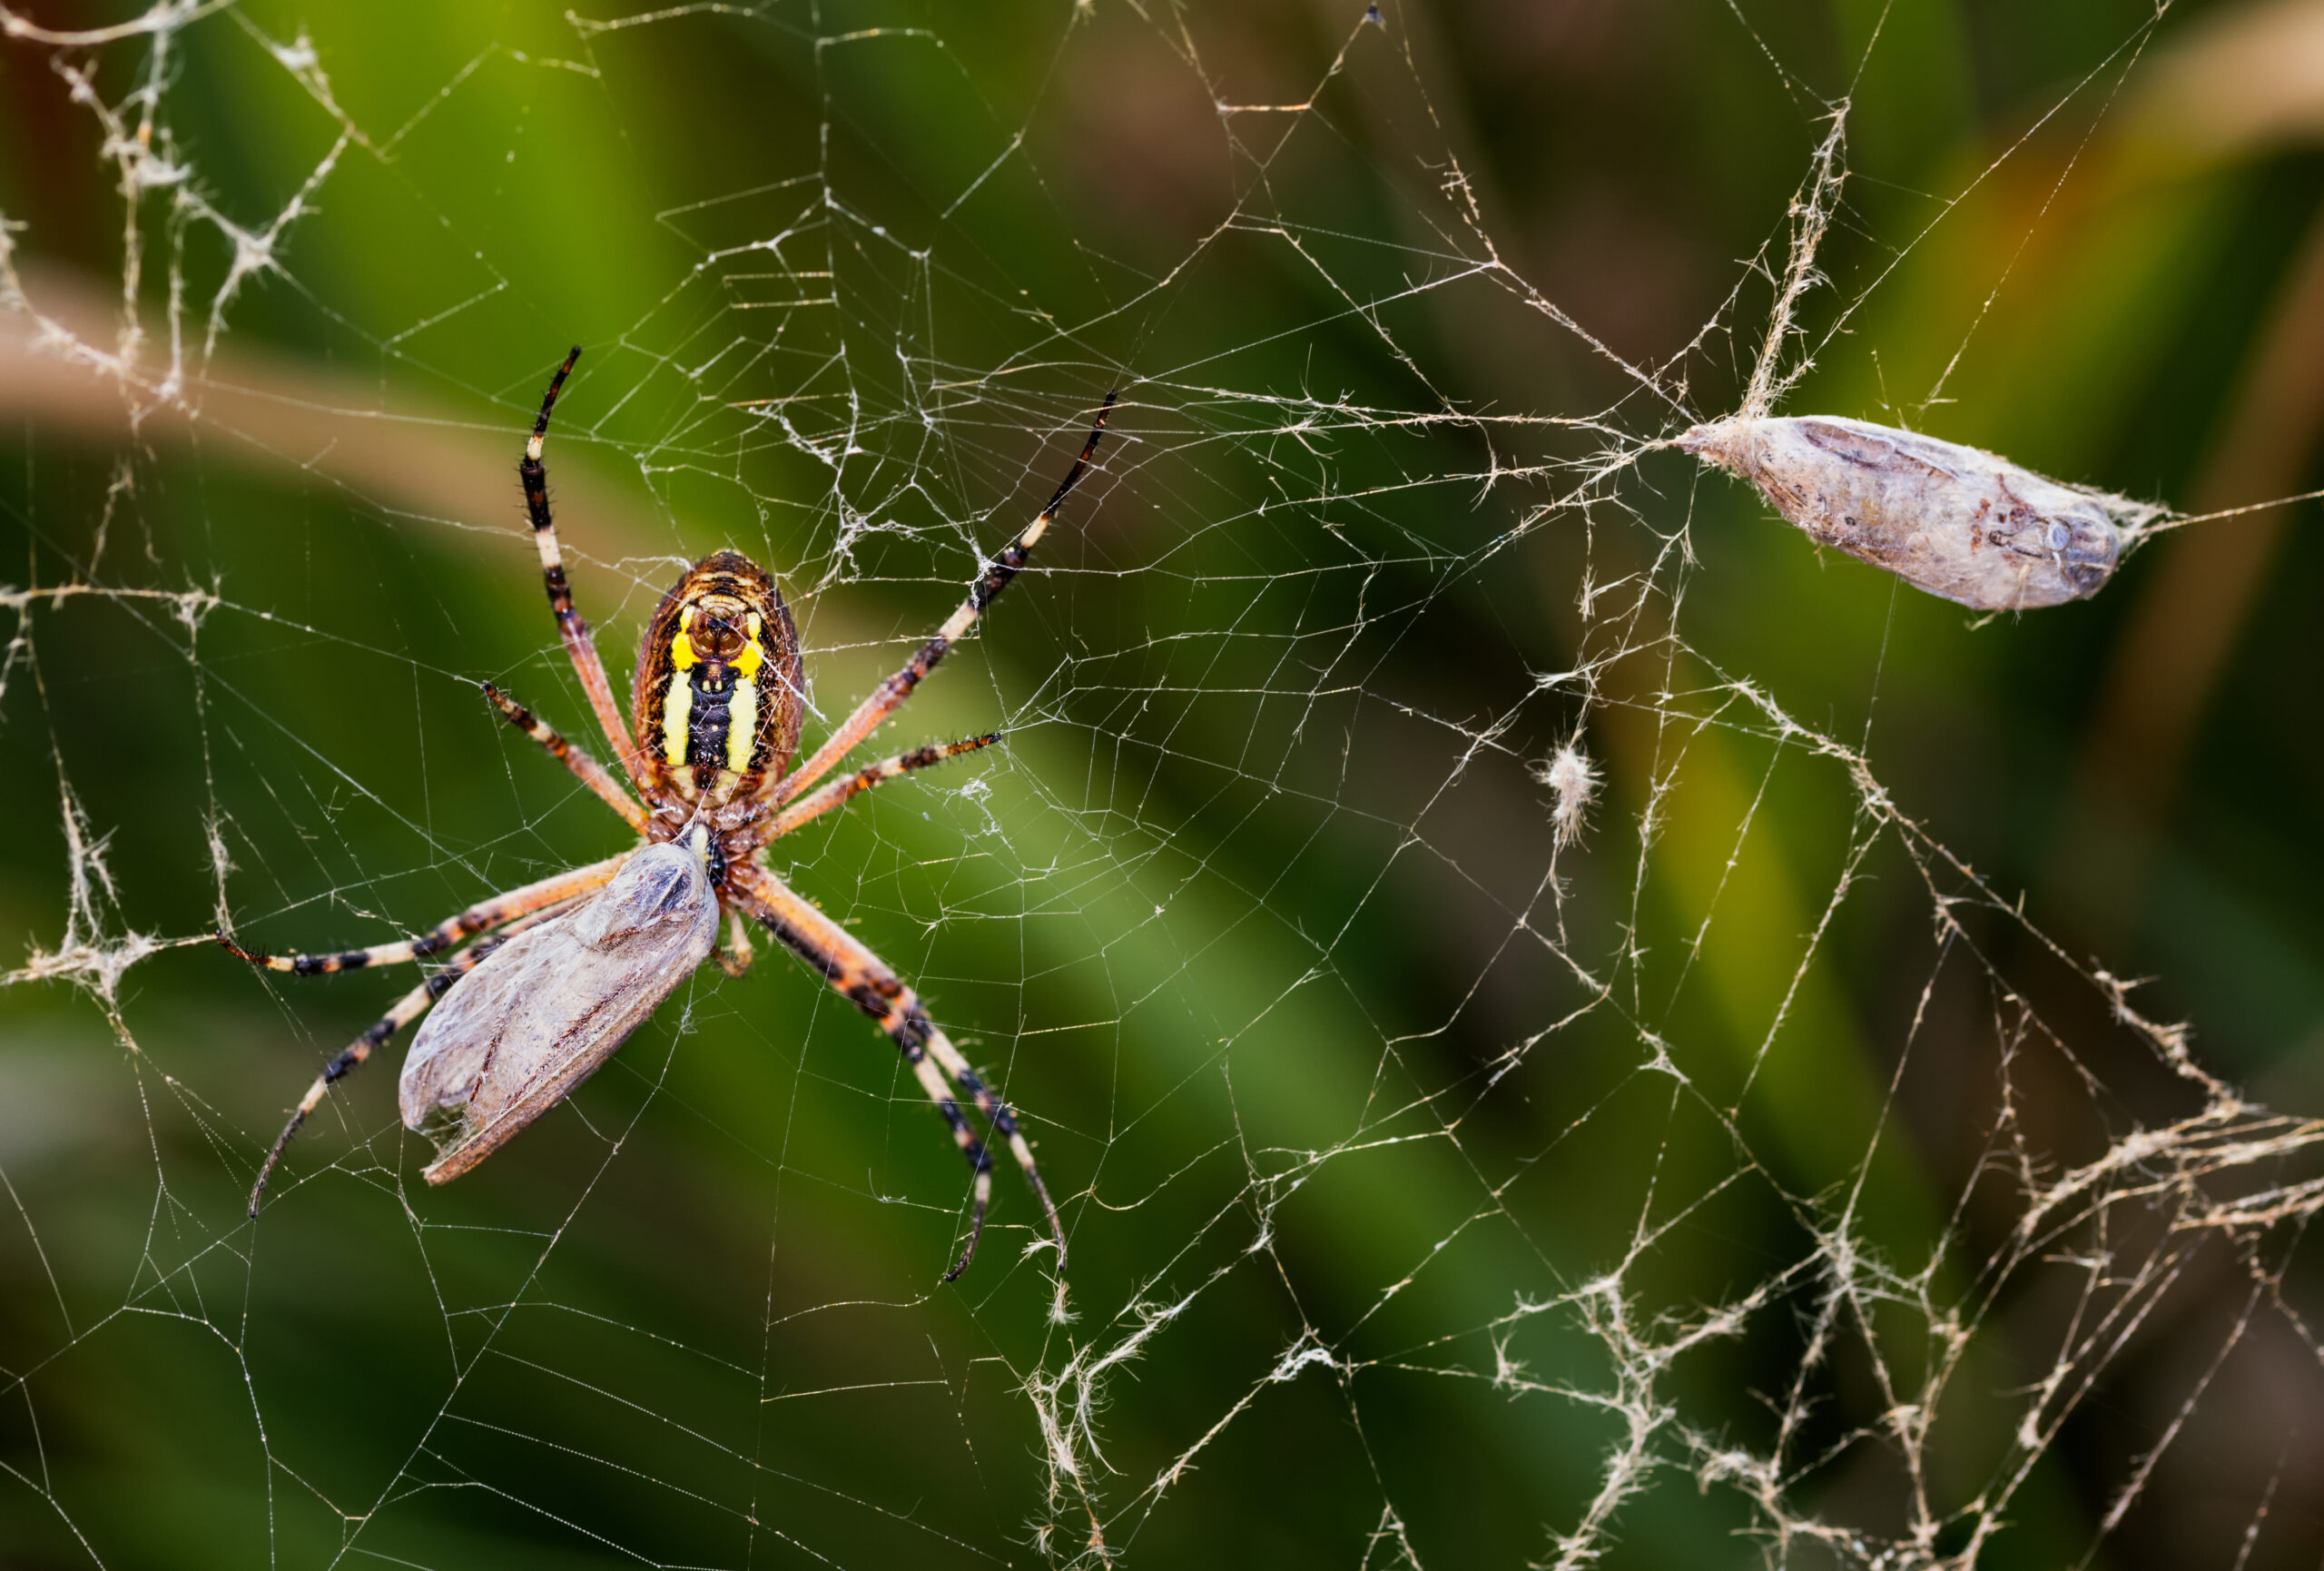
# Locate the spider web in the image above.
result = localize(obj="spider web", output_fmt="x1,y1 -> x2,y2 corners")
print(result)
5,1 -> 2324,1566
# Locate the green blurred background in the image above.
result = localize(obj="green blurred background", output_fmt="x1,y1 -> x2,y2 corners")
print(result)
4,0 -> 2322,1566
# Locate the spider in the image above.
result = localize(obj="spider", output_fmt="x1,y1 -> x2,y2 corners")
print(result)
223,348 -> 1111,1280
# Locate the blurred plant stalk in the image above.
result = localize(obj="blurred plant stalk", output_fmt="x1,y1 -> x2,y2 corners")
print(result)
0,260 -> 649,576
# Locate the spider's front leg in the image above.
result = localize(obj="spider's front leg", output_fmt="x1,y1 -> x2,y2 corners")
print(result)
774,392 -> 1114,805
724,860 -> 1065,1280
518,347 -> 645,790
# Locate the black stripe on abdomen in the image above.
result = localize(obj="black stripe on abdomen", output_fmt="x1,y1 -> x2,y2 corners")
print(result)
685,669 -> 734,770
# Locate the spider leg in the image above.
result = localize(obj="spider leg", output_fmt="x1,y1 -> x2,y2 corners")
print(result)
776,392 -> 1115,805
520,347 -> 645,788
713,910 -> 755,980
766,733 -> 999,839
725,860 -> 1065,1280
246,894 -> 579,1214
480,681 -> 648,832
218,852 -> 629,974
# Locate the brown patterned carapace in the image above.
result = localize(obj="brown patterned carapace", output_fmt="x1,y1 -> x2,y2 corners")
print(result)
630,549 -> 806,805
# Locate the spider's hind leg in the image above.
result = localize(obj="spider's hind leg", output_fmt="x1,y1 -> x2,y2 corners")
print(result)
726,861 -> 1066,1280
247,913 -> 547,1214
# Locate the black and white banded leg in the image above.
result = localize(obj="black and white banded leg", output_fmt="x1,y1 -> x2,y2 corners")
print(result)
728,860 -> 1065,1280
774,392 -> 1115,805
244,895 -> 581,1212
481,681 -> 647,831
519,348 -> 644,789
219,854 -> 630,975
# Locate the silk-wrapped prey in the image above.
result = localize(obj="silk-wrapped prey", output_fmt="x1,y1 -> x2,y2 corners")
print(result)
1679,415 -> 2159,611
399,840 -> 719,1183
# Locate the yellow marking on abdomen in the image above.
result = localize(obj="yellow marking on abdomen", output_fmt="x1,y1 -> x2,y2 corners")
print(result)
661,672 -> 694,768
725,674 -> 759,773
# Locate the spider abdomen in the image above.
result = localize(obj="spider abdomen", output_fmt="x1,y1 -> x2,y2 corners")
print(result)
632,549 -> 804,805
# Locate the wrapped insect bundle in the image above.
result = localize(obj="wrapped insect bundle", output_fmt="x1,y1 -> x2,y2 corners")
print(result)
1680,415 -> 2161,611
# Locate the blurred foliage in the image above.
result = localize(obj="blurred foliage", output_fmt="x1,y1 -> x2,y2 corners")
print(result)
3,0 -> 2322,1566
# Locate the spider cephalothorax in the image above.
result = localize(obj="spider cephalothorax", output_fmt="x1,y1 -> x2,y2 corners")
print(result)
225,349 -> 1114,1281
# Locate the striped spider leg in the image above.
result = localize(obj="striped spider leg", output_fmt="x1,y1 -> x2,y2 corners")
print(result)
725,861 -> 1063,1281
225,854 -> 631,1210
241,891 -> 596,1206
229,353 -> 1113,1283
519,347 -> 645,789
772,390 -> 1116,805
226,351 -> 653,1209
480,680 -> 648,832
725,392 -> 1114,1274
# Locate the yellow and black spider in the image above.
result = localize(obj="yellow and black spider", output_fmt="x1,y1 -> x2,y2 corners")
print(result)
223,349 -> 1111,1280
